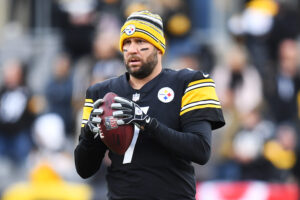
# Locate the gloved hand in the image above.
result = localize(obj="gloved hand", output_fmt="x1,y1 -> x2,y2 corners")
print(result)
85,99 -> 104,138
111,96 -> 154,130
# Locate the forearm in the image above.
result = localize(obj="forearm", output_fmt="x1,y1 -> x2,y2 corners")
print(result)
148,120 -> 212,165
111,96 -> 212,164
74,129 -> 107,178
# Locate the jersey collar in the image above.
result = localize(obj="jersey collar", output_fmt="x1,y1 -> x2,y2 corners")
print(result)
123,70 -> 165,93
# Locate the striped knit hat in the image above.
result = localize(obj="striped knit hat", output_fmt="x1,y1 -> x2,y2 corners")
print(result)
120,10 -> 166,55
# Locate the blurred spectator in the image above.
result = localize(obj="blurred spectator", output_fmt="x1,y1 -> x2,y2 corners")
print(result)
0,59 -> 35,165
71,10 -> 122,109
264,123 -> 298,182
212,44 -> 263,168
90,15 -> 124,84
228,0 -> 279,76
265,39 -> 300,123
162,0 -> 191,39
217,108 -> 275,181
267,2 -> 300,62
45,53 -> 74,135
160,0 -> 194,60
212,44 -> 263,115
51,0 -> 98,60
2,113 -> 92,200
27,113 -> 77,180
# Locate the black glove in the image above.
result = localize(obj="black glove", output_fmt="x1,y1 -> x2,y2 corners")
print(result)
111,96 -> 155,130
85,99 -> 104,138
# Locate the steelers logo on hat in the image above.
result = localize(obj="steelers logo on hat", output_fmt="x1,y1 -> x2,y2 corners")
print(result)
124,24 -> 136,35
158,87 -> 174,103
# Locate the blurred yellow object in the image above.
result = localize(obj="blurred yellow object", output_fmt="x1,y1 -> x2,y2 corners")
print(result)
264,141 -> 296,170
167,14 -> 191,36
2,164 -> 92,200
124,3 -> 149,18
30,163 -> 63,183
28,95 -> 47,115
247,0 -> 279,16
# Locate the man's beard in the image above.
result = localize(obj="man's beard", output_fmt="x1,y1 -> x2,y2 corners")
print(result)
125,48 -> 158,79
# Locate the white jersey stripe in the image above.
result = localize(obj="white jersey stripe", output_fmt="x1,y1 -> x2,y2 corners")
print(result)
184,82 -> 215,93
84,103 -> 93,107
181,100 -> 220,111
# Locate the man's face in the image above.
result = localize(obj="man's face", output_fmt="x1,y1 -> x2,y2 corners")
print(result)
123,38 -> 158,79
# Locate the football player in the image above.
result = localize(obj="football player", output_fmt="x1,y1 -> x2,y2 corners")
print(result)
75,10 -> 225,200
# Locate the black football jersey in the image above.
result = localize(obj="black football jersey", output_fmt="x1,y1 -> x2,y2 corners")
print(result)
80,68 -> 225,199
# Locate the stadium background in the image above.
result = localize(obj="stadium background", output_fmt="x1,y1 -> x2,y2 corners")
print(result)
0,0 -> 299,199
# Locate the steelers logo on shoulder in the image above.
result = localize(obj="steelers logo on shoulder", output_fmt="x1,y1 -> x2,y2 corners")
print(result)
124,24 -> 136,35
158,87 -> 174,103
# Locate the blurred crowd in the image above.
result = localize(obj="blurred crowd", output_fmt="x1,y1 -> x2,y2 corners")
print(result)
0,0 -> 300,199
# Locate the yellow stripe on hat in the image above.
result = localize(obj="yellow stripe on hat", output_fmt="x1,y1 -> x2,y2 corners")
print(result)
137,20 -> 164,37
122,20 -> 164,41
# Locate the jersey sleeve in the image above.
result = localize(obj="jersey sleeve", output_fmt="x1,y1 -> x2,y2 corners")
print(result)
180,71 -> 225,130
75,86 -> 108,178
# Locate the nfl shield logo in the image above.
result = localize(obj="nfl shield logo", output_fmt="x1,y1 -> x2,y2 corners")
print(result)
132,93 -> 140,102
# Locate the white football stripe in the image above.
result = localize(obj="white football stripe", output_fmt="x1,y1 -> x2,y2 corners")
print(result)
185,82 -> 215,93
181,100 -> 220,111
123,126 -> 139,164
84,103 -> 93,107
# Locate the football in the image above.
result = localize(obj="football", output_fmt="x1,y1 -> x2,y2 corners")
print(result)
98,92 -> 134,155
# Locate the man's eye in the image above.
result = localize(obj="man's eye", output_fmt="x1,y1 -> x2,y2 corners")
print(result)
124,41 -> 131,45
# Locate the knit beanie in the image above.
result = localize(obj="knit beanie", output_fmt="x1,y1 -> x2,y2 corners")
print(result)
120,10 -> 166,55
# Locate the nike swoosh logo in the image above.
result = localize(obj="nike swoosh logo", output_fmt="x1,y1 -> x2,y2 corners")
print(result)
145,117 -> 151,123
203,73 -> 209,78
